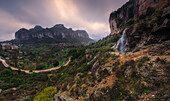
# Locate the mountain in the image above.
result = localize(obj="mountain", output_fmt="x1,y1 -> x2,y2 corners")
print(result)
109,0 -> 168,34
109,0 -> 170,52
0,0 -> 170,101
15,24 -> 93,44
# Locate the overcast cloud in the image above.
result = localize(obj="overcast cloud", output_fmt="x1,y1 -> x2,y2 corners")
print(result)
0,0 -> 128,41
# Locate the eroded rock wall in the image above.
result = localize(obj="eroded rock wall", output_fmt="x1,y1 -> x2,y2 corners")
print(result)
109,0 -> 169,35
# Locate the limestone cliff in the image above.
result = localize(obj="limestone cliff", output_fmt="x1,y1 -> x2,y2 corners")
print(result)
110,0 -> 170,52
15,24 -> 89,40
109,0 -> 169,35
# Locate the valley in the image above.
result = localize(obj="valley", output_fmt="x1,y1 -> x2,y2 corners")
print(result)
0,0 -> 170,101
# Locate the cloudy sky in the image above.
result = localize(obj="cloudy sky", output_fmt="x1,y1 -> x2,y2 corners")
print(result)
0,0 -> 128,41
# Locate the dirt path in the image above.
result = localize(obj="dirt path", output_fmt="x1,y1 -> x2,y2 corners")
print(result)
0,57 -> 71,74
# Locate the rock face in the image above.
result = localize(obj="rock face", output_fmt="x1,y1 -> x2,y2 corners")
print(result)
110,0 -> 170,52
109,0 -> 169,35
15,24 -> 89,40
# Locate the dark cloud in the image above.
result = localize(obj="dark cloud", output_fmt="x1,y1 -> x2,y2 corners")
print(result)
0,0 -> 128,40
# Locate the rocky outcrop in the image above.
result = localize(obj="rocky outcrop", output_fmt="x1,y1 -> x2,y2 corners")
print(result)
54,92 -> 75,101
15,24 -> 89,40
109,0 -> 169,35
138,0 -> 168,16
109,0 -> 135,34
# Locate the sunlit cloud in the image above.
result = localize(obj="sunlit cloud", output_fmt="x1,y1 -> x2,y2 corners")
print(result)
0,0 -> 128,41
54,0 -> 110,38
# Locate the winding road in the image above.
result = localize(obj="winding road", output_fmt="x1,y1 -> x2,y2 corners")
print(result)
0,57 -> 71,74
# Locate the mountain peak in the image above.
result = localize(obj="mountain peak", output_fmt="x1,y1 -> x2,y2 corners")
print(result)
53,24 -> 64,28
34,25 -> 43,29
29,25 -> 43,31
15,24 -> 92,43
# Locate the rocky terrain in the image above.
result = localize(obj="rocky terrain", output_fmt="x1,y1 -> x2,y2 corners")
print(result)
0,0 -> 169,101
52,0 -> 170,100
110,0 -> 170,52
109,0 -> 169,35
53,40 -> 170,101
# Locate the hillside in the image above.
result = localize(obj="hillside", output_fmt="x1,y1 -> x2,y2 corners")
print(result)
0,0 -> 170,101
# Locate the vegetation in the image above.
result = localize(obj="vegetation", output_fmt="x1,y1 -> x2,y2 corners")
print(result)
22,96 -> 32,101
34,87 -> 57,101
88,34 -> 121,49
2,44 -> 70,70
0,1 -> 170,101
132,48 -> 140,53
126,18 -> 135,26
0,44 -> 2,51
146,7 -> 155,16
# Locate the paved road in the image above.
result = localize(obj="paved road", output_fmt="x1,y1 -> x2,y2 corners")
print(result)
0,58 -> 71,74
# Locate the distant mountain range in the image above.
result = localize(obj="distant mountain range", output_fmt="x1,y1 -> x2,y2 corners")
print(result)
12,24 -> 94,44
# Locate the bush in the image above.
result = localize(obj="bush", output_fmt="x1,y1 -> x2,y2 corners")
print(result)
29,69 -> 33,73
58,74 -> 74,83
146,7 -> 155,17
53,61 -> 59,67
111,54 -> 119,60
0,69 -> 13,78
151,10 -> 162,18
137,62 -> 143,68
0,44 -> 2,51
126,18 -> 135,26
34,87 -> 57,101
0,69 -> 13,81
109,43 -> 115,47
22,96 -> 31,101
0,83 -> 13,90
139,14 -> 146,20
10,77 -> 22,86
132,48 -> 140,53
77,78 -> 82,83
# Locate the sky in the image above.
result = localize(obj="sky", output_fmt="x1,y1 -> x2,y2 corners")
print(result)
0,0 -> 128,41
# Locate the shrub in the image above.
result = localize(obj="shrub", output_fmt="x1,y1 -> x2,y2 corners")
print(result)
146,7 -> 155,16
0,69 -> 13,78
0,83 -> 14,90
53,61 -> 59,67
10,77 -> 22,86
126,18 -> 135,26
151,10 -> 162,18
77,78 -> 82,83
137,62 -> 143,68
0,69 -> 13,81
132,48 -> 140,53
77,64 -> 91,73
0,44 -> 2,51
22,96 -> 31,101
34,87 -> 57,101
29,69 -> 33,73
109,43 -> 115,47
111,54 -> 119,60
140,56 -> 149,63
139,14 -> 146,20
58,74 -> 74,83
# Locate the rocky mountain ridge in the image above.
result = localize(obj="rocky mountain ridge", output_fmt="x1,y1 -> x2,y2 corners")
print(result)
15,24 -> 89,40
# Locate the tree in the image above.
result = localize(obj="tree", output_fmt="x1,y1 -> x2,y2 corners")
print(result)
0,44 -> 2,51
11,49 -> 19,68
53,61 -> 59,67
